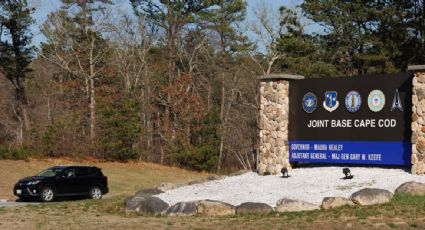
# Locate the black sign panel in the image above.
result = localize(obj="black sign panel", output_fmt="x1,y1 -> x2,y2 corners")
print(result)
288,73 -> 413,165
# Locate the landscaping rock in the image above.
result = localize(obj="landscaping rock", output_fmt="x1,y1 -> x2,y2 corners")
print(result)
135,188 -> 164,197
188,178 -> 209,185
350,188 -> 393,205
158,183 -> 184,192
322,197 -> 354,209
126,196 -> 169,215
395,181 -> 425,196
197,200 -> 235,216
275,198 -> 319,212
166,201 -> 197,216
235,202 -> 273,215
124,196 -> 146,211
206,175 -> 227,181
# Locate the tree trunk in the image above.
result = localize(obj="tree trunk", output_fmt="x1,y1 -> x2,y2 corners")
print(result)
89,36 -> 96,145
157,112 -> 165,165
165,16 -> 175,139
217,72 -> 226,172
89,76 -> 96,143
21,103 -> 30,131
47,96 -> 52,123
15,75 -> 30,132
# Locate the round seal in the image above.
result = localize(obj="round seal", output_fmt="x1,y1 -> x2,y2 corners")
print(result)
368,89 -> 385,112
302,92 -> 317,113
345,91 -> 361,113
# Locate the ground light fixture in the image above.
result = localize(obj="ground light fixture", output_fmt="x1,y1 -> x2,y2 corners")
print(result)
342,167 -> 354,179
281,167 -> 290,178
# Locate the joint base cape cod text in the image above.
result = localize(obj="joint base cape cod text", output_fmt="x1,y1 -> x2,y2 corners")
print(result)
307,118 -> 397,128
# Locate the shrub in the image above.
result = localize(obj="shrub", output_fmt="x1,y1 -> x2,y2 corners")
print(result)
171,140 -> 219,172
0,145 -> 32,160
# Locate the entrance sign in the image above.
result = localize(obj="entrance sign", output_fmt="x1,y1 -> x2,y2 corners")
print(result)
288,73 -> 413,165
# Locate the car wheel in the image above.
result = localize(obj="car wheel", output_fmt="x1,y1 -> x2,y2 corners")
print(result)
89,186 -> 103,200
40,187 -> 55,202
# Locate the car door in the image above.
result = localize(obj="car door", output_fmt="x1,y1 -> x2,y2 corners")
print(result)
74,167 -> 91,194
56,168 -> 79,195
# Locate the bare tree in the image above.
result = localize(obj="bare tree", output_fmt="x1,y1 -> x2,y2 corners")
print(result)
40,2 -> 112,144
249,2 -> 283,75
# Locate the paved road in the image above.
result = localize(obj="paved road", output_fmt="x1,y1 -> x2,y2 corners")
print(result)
0,200 -> 39,208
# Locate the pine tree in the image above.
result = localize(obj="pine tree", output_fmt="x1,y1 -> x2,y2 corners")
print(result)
203,0 -> 251,172
301,0 -> 421,75
275,6 -> 337,78
0,0 -> 34,142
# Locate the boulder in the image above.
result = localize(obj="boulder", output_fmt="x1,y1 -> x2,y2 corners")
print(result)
235,202 -> 273,215
322,197 -> 354,209
275,198 -> 319,212
126,196 -> 169,215
395,181 -> 425,196
350,188 -> 393,206
135,188 -> 163,197
197,200 -> 235,216
188,178 -> 209,185
124,196 -> 147,211
166,201 -> 198,216
206,175 -> 227,181
158,183 -> 186,192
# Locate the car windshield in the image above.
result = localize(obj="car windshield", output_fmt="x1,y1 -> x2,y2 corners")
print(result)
36,168 -> 64,177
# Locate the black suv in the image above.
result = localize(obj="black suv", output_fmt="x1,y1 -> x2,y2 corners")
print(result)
14,166 -> 108,202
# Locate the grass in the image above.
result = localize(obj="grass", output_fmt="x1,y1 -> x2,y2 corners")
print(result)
1,159 -> 425,229
0,159 -> 210,199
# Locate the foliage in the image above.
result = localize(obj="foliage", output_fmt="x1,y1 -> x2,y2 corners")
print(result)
0,0 -> 34,84
40,122 -> 64,157
172,111 -> 220,171
301,0 -> 425,76
98,97 -> 143,161
0,145 -> 32,160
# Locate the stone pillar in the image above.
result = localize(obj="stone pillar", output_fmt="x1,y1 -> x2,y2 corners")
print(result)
409,65 -> 425,175
257,74 -> 304,175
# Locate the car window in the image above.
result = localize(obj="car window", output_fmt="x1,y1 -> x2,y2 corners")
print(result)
75,168 -> 89,177
63,168 -> 75,178
37,168 -> 63,177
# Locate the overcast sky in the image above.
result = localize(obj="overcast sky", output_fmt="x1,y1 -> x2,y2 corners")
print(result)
30,0 -> 304,46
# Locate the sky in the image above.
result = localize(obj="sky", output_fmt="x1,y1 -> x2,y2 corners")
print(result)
30,0 -> 304,47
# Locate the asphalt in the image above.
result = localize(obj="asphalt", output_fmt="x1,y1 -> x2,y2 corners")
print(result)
0,199 -> 40,208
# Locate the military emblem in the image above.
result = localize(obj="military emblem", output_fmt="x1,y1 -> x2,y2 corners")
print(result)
368,89 -> 386,112
302,92 -> 317,113
345,91 -> 361,113
391,89 -> 403,112
323,91 -> 339,112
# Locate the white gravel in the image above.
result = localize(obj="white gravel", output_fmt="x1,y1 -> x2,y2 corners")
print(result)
156,167 -> 425,206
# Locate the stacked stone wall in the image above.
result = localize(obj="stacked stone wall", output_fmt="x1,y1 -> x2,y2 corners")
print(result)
412,72 -> 425,175
258,80 -> 291,175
